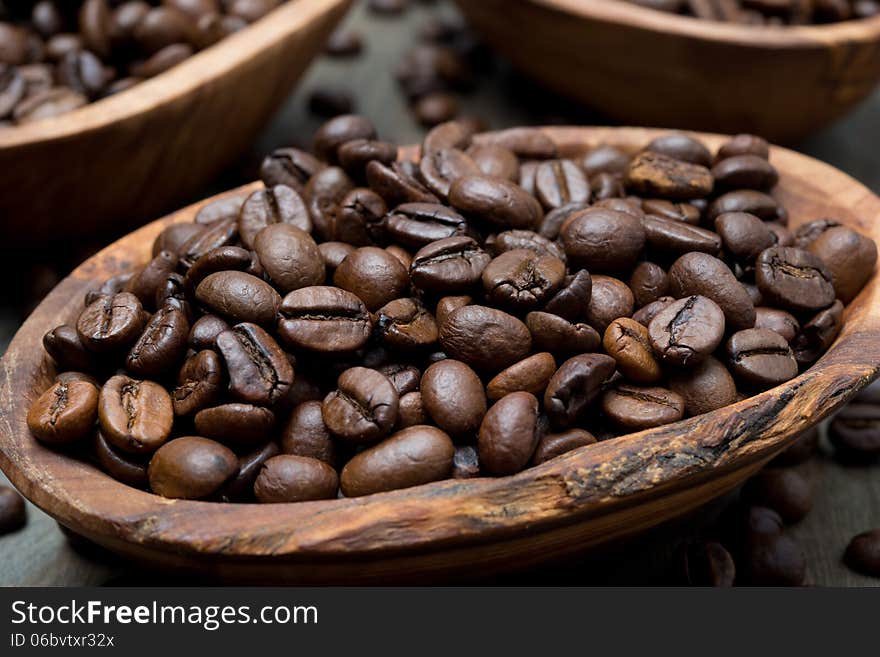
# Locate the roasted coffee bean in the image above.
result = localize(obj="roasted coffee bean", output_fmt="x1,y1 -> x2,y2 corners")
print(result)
715,212 -> 775,264
155,272 -> 189,313
668,356 -> 738,417
629,261 -> 669,308
254,223 -> 324,293
646,132 -> 712,166
0,486 -> 26,535
193,403 -> 275,448
643,214 -> 721,256
319,241 -> 356,271
423,120 -> 475,152
717,134 -> 769,161
844,529 -> 880,577
602,384 -> 685,431
539,201 -> 590,241
680,540 -> 736,587
227,0 -> 277,22
333,246 -> 409,311
478,391 -> 540,475
668,252 -> 755,330
791,300 -> 844,365
125,306 -> 189,377
195,271 -> 281,326
98,375 -> 173,454
325,26 -> 363,56
467,143 -> 519,182
133,6 -> 194,54
603,317 -> 662,383
397,391 -> 427,429
421,359 -> 486,436
366,160 -> 439,207
183,245 -> 253,297
584,275 -> 634,334
452,444 -> 480,478
377,363 -> 421,396
531,428 -> 596,466
544,353 -> 616,428
648,295 -> 726,367
57,49 -> 107,98
216,323 -> 292,406
280,400 -> 337,466
439,305 -> 531,372
526,311 -> 600,355
188,314 -> 229,350
712,155 -> 778,190
642,199 -> 701,225
253,455 -> 338,503
420,147 -> 479,199
238,184 -> 310,249
313,114 -> 377,163
625,151 -> 713,200
829,403 -> 880,458
435,295 -> 471,327
410,236 -> 490,294
448,175 -> 542,230
492,230 -> 565,262
534,159 -> 590,209
708,190 -> 779,222
414,91 -> 459,127
385,202 -> 468,247
13,87 -> 87,123
807,225 -> 877,303
340,425 -> 454,497
337,139 -> 398,181
260,147 -> 324,193
487,352 -> 556,401
322,367 -> 399,443
741,531 -> 806,586
743,468 -> 813,523
172,349 -> 224,416
305,166 -> 355,240
148,436 -> 238,500
543,270 -> 592,321
333,188 -> 386,245
153,222 -> 205,256
178,217 -> 238,269
217,441 -> 280,502
94,430 -> 149,488
386,244 -> 412,270
76,292 -> 146,352
375,298 -> 438,350
128,250 -> 177,309
727,328 -> 798,388
278,286 -> 372,353
484,127 -> 557,159
43,324 -> 95,372
794,218 -> 840,248
755,246 -> 836,312
27,380 -> 99,445
581,145 -> 630,175
560,207 -> 645,273
482,249 -> 566,310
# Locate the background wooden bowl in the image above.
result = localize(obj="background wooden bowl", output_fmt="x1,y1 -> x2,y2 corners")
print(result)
0,0 -> 351,247
453,0 -> 880,144
1,127 -> 878,584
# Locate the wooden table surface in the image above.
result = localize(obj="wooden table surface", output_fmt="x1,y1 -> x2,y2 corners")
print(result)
1,0 -> 879,586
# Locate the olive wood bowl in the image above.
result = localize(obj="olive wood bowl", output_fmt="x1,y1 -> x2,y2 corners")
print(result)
0,0 -> 352,247
453,0 -> 880,143
1,126 -> 878,584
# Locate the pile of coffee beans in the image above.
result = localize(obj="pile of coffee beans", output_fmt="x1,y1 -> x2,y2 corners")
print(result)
624,0 -> 880,24
0,0 -> 285,126
25,117 -> 877,504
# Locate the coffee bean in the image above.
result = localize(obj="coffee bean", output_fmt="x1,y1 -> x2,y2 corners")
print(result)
308,87 -> 354,117
448,175 -> 542,230
280,401 -> 337,466
668,356 -> 738,417
844,529 -> 880,577
584,275 -> 634,334
643,214 -> 722,256
414,91 -> 459,127
708,190 -> 779,222
217,441 -> 280,502
278,286 -> 372,353
410,236 -> 490,294
534,159 -> 590,210
492,230 -> 565,262
386,202 -> 468,248
680,540 -> 735,587
625,151 -> 713,200
313,114 -> 376,163
14,86 -> 87,123
172,349 -> 224,416
260,147 -> 324,193
319,241 -> 356,272
0,64 -> 25,118
806,225 -> 877,303
76,292 -> 146,352
254,223 -> 324,293
43,324 -> 95,372
439,305 -> 531,372
829,403 -> 880,458
188,314 -> 229,350
193,403 -> 274,447
717,134 -> 769,161
127,250 -> 178,309
712,155 -> 778,190
602,384 -> 685,431
99,375 -> 173,454
148,436 -> 239,499
216,323 -> 292,406
526,311 -> 600,355
482,249 -> 566,310
183,245 -> 253,297
366,160 -> 439,207
305,167 -> 355,240
531,428 -> 596,466
560,207 -> 645,272
332,246 -> 409,312
544,353 -> 616,428
180,217 -> 239,268
741,531 -> 806,586
396,391 -> 427,429
375,297 -> 439,350
646,133 -> 712,166
323,367 -> 399,443
539,202 -> 590,241
603,317 -> 662,383
642,198 -> 701,225
484,127 -> 557,159
377,364 -> 421,397
487,352 -> 556,401
668,252 -> 755,330
325,28 -> 363,57
628,262 -> 668,309
238,184 -> 310,249
337,139 -> 398,181
648,295 -> 726,367
467,144 -> 519,182
0,486 -> 26,535
254,455 -> 338,503
743,468 -> 813,523
543,270 -> 592,321
27,380 -> 99,445
791,300 -> 843,365
421,359 -> 486,436
126,306 -> 189,377
727,328 -> 798,388
195,271 -> 281,326
755,246 -> 836,313
478,391 -> 540,475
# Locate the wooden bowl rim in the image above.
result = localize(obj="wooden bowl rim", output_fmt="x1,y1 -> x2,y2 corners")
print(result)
1,125 -> 879,562
530,0 -> 880,46
0,0 -> 349,149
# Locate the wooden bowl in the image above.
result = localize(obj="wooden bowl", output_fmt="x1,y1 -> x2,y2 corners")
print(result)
453,0 -> 880,143
0,0 -> 351,247
1,126 -> 878,584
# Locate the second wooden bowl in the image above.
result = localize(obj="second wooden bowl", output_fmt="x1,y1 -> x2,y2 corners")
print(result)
1,127 -> 878,584
454,0 -> 880,143
0,0 -> 351,247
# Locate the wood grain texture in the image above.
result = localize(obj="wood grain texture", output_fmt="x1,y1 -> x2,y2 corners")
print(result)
453,0 -> 880,143
0,0 -> 352,248
1,126 -> 879,584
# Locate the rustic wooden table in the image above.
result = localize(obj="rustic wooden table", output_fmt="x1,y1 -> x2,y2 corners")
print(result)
1,0 -> 879,586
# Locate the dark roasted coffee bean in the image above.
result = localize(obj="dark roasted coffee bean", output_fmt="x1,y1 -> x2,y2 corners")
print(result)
581,145 -> 630,175
604,317 -> 662,383
794,218 -> 840,248
492,230 -> 565,261
561,207 -> 645,273
484,127 -> 557,159
534,159 -> 589,209
148,436 -> 238,500
323,367 -> 399,443
314,114 -> 377,163
482,249 -> 566,310
218,441 -> 280,502
421,359 -> 486,436
625,151 -> 712,200
448,174 -> 542,230
43,324 -> 95,371
278,286 -> 372,353
126,305 -> 189,377
668,356 -> 738,417
716,134 -> 769,161
680,540 -> 735,587
254,223 -> 324,293
648,295 -> 726,367
337,139 -> 398,182
254,455 -> 338,503
791,300 -> 843,365
743,468 -> 813,523
439,305 -> 531,372
629,261 -> 669,308
741,531 -> 806,586
531,428 -> 596,466
526,311 -> 600,356
539,201 -> 590,241
319,241 -> 356,272
467,143 -> 519,182
188,314 -> 229,350
478,391 -> 540,475
669,252 -> 755,330
14,87 -> 87,123
844,529 -> 880,577
227,0 -> 277,22
0,486 -> 26,535
172,349 -> 223,416
396,391 -> 427,429
386,202 -> 468,248
755,246 -> 835,312
27,380 -> 99,445
308,87 -> 354,117
632,296 -> 675,326
376,364 -> 421,397
153,222 -> 205,256
179,216 -> 238,268
57,49 -> 108,98
333,246 -> 409,311
708,189 -> 779,222
727,328 -> 798,388
715,212 -> 775,263
829,403 -> 880,458
646,133 -> 712,166
435,295 -> 471,327
642,199 -> 701,225
602,384 -> 685,431
280,400 -> 337,466
419,148 -> 479,199
340,425 -> 454,497
94,430 -> 149,488
128,250 -> 177,309
487,352 -> 556,401
410,236 -> 490,294
414,91 -> 459,127
375,298 -> 438,350
544,353 -> 616,428
807,225 -> 876,303
260,147 -> 324,193
712,154 -> 778,190
0,64 -> 25,118
195,271 -> 281,326
305,167 -> 355,240
183,245 -> 253,297
76,292 -> 146,352
238,184 -> 310,249
584,275 -> 634,334
99,375 -> 173,455
194,403 -> 275,447
643,214 -> 721,256
366,160 -> 439,207
542,269 -> 591,321
333,188 -> 386,245
216,323 -> 292,406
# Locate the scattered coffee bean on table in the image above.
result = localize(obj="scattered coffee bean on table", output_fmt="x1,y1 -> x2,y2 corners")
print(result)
26,118 -> 877,503
0,485 -> 27,535
844,529 -> 880,577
